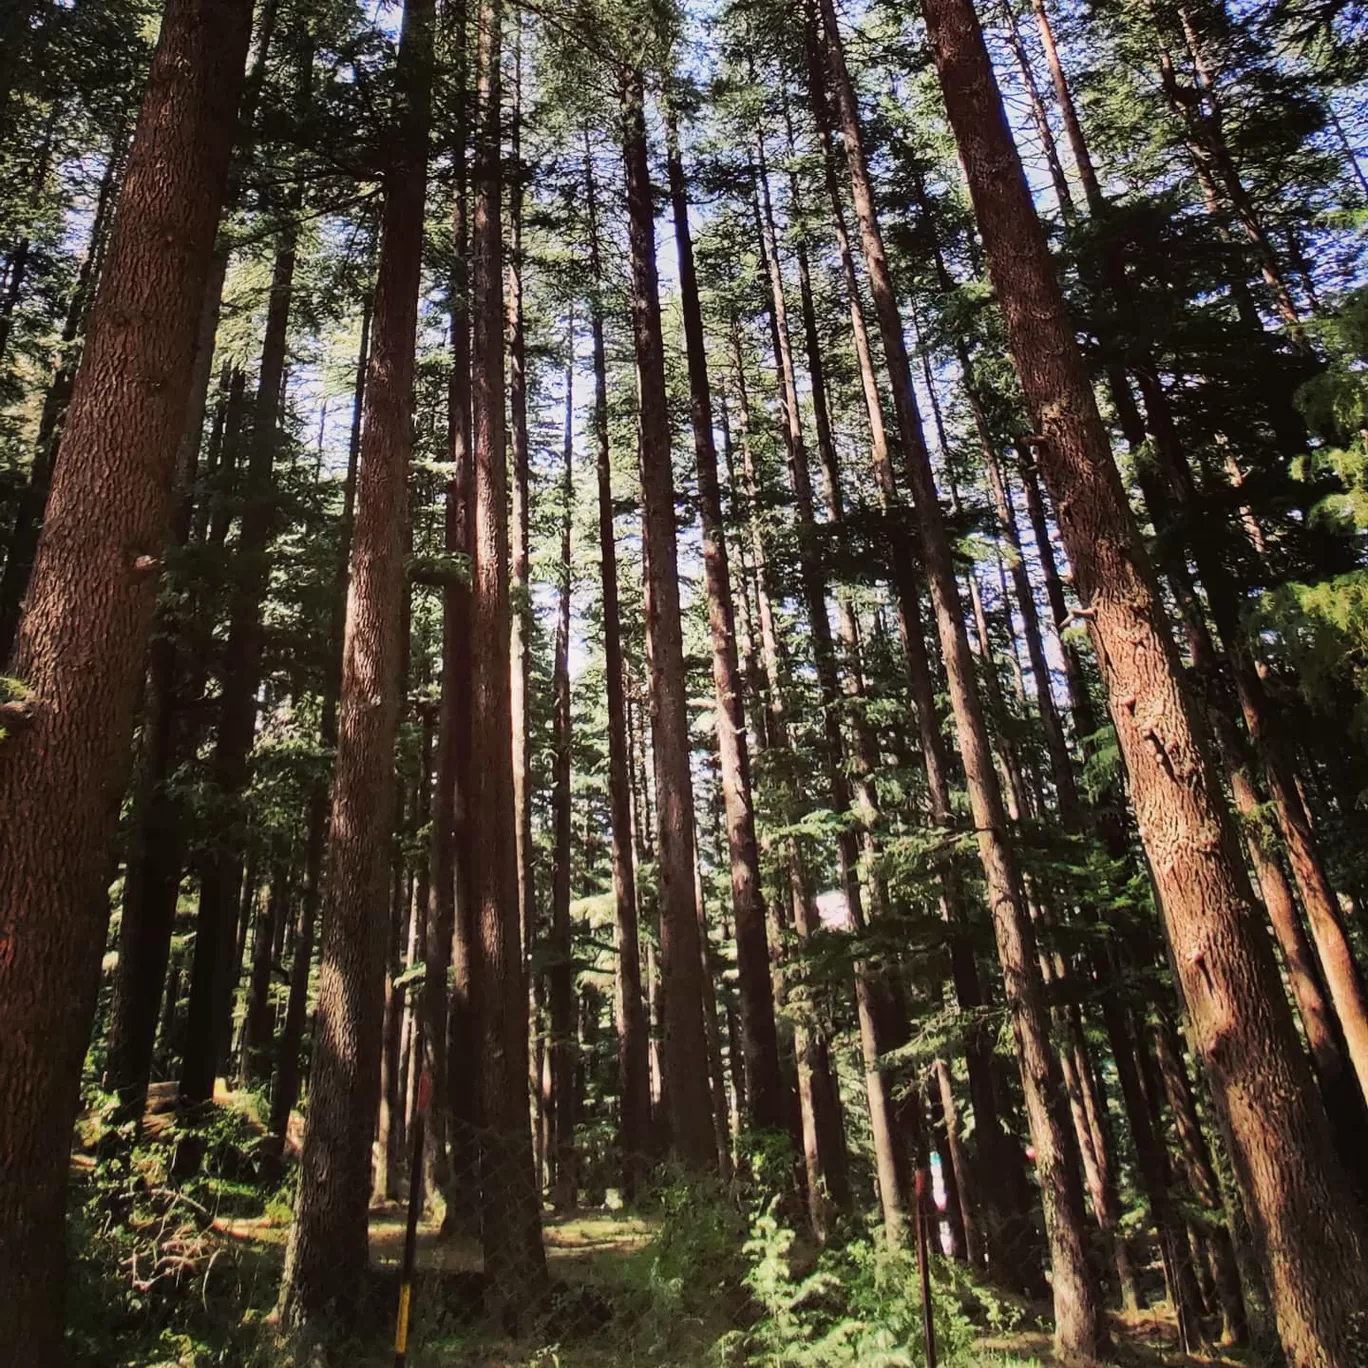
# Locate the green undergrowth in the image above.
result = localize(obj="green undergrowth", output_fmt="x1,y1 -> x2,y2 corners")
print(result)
66,1107 -> 1212,1368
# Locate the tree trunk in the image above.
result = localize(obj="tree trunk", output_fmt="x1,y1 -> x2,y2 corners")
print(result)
467,0 -> 547,1301
266,294 -> 369,1156
807,40 -> 1028,1285
667,116 -> 784,1137
549,321 -> 576,1210
818,4 -> 1105,1347
584,146 -> 650,1195
727,347 -> 851,1232
277,0 -> 431,1321
181,206 -> 302,1103
916,0 -> 1368,1357
506,33 -> 536,981
241,860 -> 288,1088
621,72 -> 716,1172
438,15 -> 478,1226
754,138 -> 912,1238
0,0 -> 254,1353
0,126 -> 124,663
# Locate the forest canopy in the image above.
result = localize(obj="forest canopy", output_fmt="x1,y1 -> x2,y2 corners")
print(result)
1,0 -> 1367,1363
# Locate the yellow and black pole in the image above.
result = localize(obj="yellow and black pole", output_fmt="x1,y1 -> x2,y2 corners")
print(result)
394,1065 -> 431,1368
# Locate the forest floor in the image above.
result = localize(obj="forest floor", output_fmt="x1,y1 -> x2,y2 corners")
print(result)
201,1205 -> 1252,1368
69,1090 -> 1263,1367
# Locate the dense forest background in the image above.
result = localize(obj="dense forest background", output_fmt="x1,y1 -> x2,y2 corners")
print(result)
2,0 -> 1368,1362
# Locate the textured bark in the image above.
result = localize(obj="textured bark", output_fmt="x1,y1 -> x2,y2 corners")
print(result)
1137,375 -> 1368,1116
277,0 -> 431,1319
917,0 -> 1368,1357
726,360 -> 850,1228
468,0 -> 546,1298
181,207 -> 301,1102
807,36 -> 1026,1285
621,73 -> 716,1172
667,119 -> 783,1137
755,139 -> 911,1238
0,0 -> 253,1354
507,37 -> 536,975
267,296 -> 368,1156
439,18 -> 478,1224
0,127 -> 124,663
819,3 -> 1104,1346
585,148 -> 650,1192
549,326 -> 576,1209
241,861 -> 289,1087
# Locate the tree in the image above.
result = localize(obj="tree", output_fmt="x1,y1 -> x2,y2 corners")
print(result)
621,69 -> 716,1171
467,0 -> 547,1300
916,0 -> 1368,1357
666,106 -> 784,1137
0,0 -> 254,1353
277,0 -> 433,1321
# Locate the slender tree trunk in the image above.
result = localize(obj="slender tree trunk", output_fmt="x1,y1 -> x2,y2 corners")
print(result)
929,1060 -> 978,1263
1149,1011 -> 1251,1346
818,5 -> 1104,1347
728,347 -> 851,1231
266,295 -> 369,1157
506,32 -> 536,983
916,0 -> 1368,1357
585,147 -> 650,1194
277,0 -> 431,1320
667,116 -> 783,1136
621,72 -> 716,1172
549,321 -> 577,1210
241,860 -> 288,1087
695,850 -> 736,1179
104,341 -> 210,1124
0,0 -> 253,1353
807,41 -> 1027,1284
181,203 -> 302,1103
996,0 -> 1074,220
0,127 -> 124,662
439,9 -> 479,1225
375,820 -> 410,1205
468,0 -> 547,1299
754,138 -> 911,1238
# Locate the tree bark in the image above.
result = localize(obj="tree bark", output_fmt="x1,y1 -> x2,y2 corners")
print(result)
468,0 -> 547,1300
667,115 -> 784,1137
621,72 -> 716,1172
506,33 -> 536,978
266,294 -> 369,1157
0,125 -> 124,663
181,203 -> 302,1102
818,4 -> 1105,1347
277,0 -> 431,1320
916,0 -> 1368,1357
585,145 -> 650,1194
549,320 -> 576,1209
0,0 -> 253,1353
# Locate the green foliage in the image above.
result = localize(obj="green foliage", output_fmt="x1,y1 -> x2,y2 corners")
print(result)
66,1096 -> 295,1367
717,1202 -> 1009,1368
